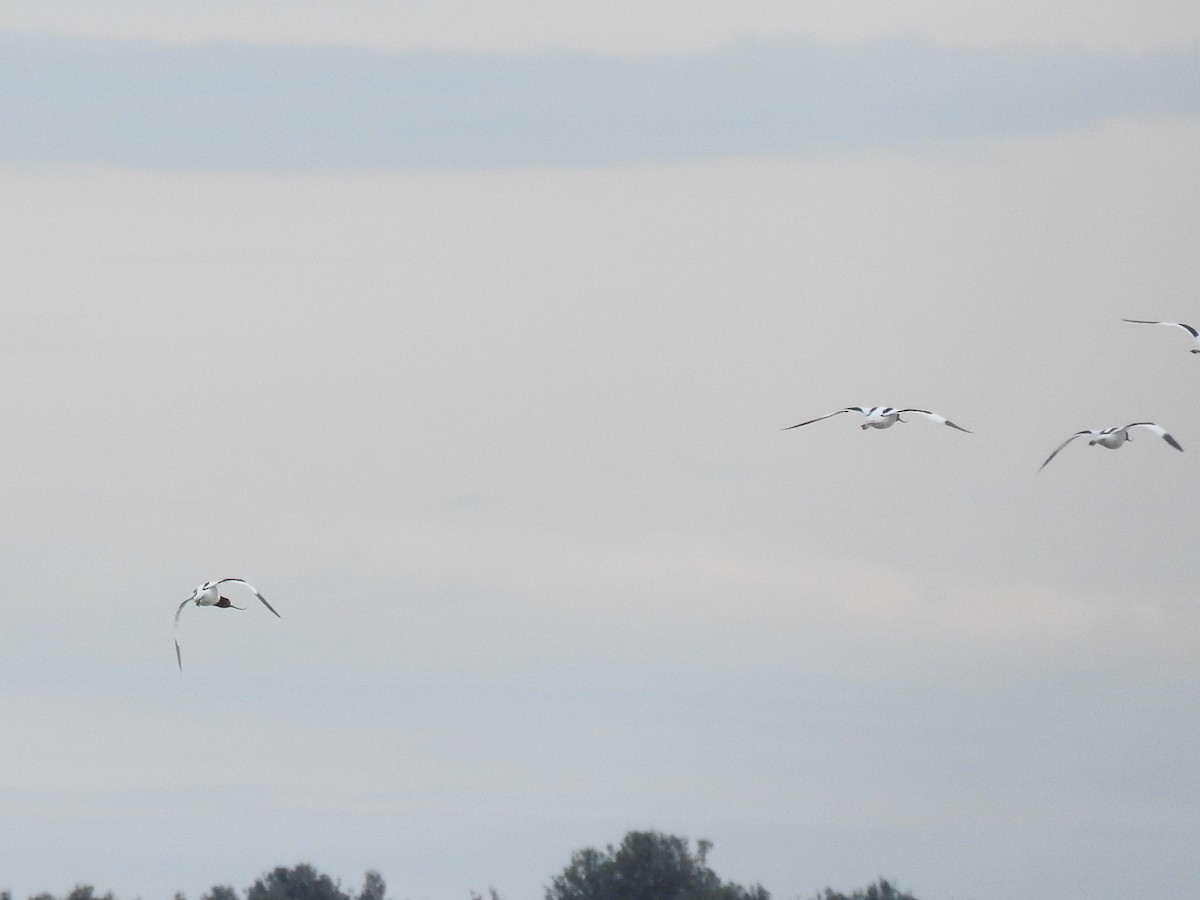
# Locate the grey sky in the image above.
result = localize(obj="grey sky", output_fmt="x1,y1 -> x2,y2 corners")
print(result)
2,0 -> 1199,53
2,5 -> 1200,900
2,35 -> 1200,168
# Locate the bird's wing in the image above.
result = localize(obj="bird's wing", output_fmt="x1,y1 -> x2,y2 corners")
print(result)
1123,319 -> 1200,339
896,409 -> 972,433
1125,422 -> 1184,451
1039,431 -> 1090,470
781,408 -> 858,430
173,596 -> 193,671
217,578 -> 281,618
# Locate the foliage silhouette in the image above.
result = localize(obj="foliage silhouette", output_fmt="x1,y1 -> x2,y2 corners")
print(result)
65,890 -> 115,900
1,848 -> 917,900
806,879 -> 919,900
545,830 -> 770,900
356,872 -> 387,900
244,865 -> 358,900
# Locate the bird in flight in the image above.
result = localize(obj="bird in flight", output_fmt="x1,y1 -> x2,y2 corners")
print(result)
174,578 -> 280,670
1123,319 -> 1200,353
1039,422 -> 1183,470
783,406 -> 972,433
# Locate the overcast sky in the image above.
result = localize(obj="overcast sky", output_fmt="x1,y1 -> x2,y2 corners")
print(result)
2,4 -> 1199,900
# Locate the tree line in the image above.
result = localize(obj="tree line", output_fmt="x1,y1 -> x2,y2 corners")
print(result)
3,830 -> 919,900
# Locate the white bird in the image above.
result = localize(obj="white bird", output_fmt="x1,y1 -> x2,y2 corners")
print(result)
783,406 -> 972,433
174,578 -> 280,670
1123,319 -> 1200,353
1039,422 -> 1183,470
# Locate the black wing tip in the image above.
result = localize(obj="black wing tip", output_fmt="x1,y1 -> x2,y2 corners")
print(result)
782,410 -> 849,430
781,417 -> 822,430
1123,318 -> 1200,337
895,409 -> 972,432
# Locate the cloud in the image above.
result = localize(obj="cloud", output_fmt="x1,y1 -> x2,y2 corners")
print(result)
2,33 -> 1199,169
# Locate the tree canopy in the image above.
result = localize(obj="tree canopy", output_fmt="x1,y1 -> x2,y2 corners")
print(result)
545,830 -> 770,900
806,880 -> 919,900
3,835 -> 919,900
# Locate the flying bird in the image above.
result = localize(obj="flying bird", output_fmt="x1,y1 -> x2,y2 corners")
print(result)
1039,422 -> 1183,470
1123,319 -> 1200,353
174,578 -> 280,670
783,406 -> 972,433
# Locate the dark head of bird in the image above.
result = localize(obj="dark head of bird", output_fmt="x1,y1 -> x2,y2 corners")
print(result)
215,597 -> 245,610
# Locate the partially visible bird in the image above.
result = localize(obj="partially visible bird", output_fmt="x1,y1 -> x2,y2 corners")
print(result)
1123,319 -> 1200,353
1039,422 -> 1183,471
174,578 -> 280,670
783,406 -> 972,433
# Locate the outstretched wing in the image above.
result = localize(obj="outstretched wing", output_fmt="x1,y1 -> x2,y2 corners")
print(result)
782,407 -> 863,430
173,596 -> 192,628
216,578 -> 281,618
1125,422 -> 1184,452
896,409 -> 972,433
1123,319 -> 1200,341
173,596 -> 192,671
1039,431 -> 1090,471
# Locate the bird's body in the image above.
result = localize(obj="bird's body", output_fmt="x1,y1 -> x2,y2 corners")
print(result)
1123,319 -> 1200,353
174,578 -> 280,670
1039,422 -> 1183,470
783,405 -> 972,433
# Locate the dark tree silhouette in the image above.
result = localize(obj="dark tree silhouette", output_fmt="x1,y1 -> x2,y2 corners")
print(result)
807,879 -> 919,900
1,855 -> 914,900
65,888 -> 115,900
546,830 -> 769,900
245,865 -> 351,900
241,865 -> 388,900
356,872 -> 387,900
21,888 -> 115,900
